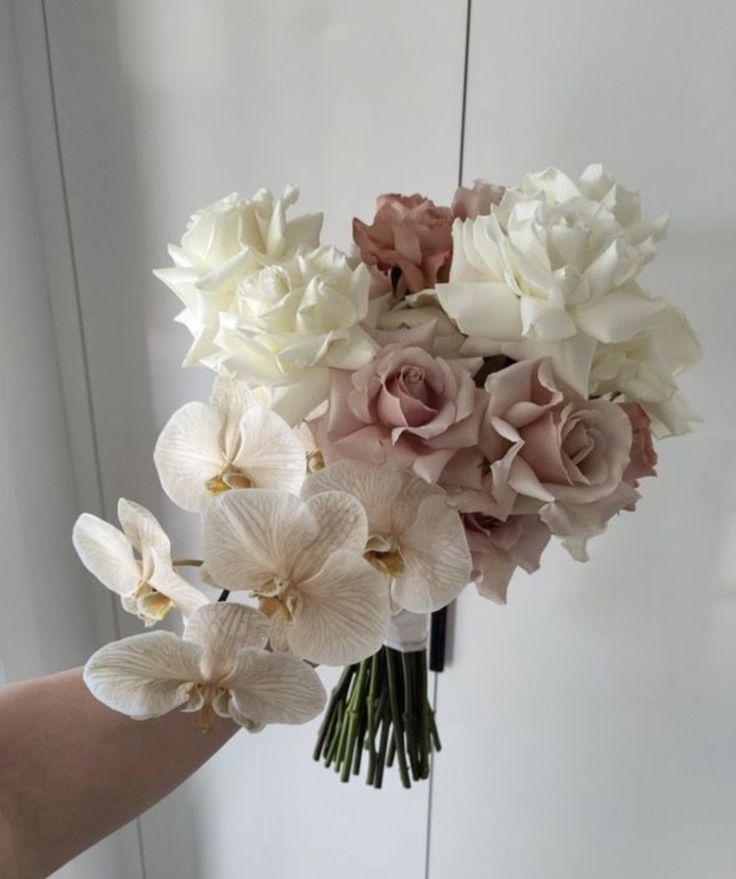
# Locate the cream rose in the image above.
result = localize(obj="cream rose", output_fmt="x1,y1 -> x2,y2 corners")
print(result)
211,246 -> 377,424
154,187 -> 322,367
429,165 -> 698,407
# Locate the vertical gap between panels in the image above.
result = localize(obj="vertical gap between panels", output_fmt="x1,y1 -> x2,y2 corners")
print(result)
40,2 -> 145,878
425,2 -> 472,877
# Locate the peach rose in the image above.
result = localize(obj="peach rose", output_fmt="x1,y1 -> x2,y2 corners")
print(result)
353,194 -> 453,296
451,179 -> 505,220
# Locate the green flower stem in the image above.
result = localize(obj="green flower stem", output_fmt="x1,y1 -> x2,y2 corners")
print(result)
384,647 -> 411,789
366,652 -> 380,771
373,701 -> 392,789
172,558 -> 204,567
429,709 -> 442,751
313,665 -> 355,761
313,646 -> 438,790
418,652 -> 431,779
367,688 -> 388,787
401,652 -> 421,780
324,701 -> 345,765
341,659 -> 368,782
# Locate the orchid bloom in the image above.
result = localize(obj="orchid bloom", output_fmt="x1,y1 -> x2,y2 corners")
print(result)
73,499 -> 206,625
154,376 -> 306,513
302,460 -> 472,614
202,489 -> 390,665
84,603 -> 325,731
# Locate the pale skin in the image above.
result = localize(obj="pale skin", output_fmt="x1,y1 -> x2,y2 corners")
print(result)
0,668 -> 238,879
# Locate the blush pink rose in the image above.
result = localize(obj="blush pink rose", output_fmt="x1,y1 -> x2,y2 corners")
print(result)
620,402 -> 658,485
312,327 -> 487,483
353,194 -> 453,297
451,179 -> 505,220
480,358 -> 636,560
463,512 -> 551,603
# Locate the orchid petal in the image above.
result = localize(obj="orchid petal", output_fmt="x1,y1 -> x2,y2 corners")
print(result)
302,460 -> 403,536
233,407 -> 306,493
226,649 -> 326,727
288,551 -> 390,665
154,402 -> 225,513
203,490 -> 316,591
300,490 -> 369,563
395,495 -> 472,613
117,499 -> 171,565
184,603 -> 271,679
72,513 -> 139,597
148,550 -> 208,618
83,632 -> 201,719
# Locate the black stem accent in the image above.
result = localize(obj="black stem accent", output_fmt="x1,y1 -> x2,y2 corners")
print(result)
429,607 -> 448,672
217,589 -> 230,603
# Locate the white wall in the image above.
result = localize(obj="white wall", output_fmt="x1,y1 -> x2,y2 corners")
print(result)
16,1 -> 468,877
2,0 -> 147,874
430,3 -> 736,877
6,1 -> 736,877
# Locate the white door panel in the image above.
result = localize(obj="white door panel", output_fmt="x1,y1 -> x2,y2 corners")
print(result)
42,1 -> 469,875
429,2 -> 736,877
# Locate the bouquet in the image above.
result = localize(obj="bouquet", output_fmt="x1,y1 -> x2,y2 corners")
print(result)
73,167 -> 700,789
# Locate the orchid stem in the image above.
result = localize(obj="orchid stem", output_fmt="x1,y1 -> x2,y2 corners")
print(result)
172,558 -> 203,567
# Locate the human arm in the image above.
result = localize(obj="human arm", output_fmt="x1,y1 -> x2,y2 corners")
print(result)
0,667 -> 237,879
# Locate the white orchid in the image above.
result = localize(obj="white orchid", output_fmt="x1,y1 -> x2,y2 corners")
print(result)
154,376 -> 306,513
73,499 -> 206,625
427,165 -> 700,402
202,489 -> 390,666
84,603 -> 326,732
302,460 -> 472,614
154,187 -> 323,368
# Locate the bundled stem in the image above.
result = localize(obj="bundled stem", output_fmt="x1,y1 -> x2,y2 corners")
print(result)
313,646 -> 440,789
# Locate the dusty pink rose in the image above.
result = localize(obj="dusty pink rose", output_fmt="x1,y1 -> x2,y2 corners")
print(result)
312,325 -> 487,483
479,358 -> 636,560
451,179 -> 505,220
463,512 -> 551,603
353,194 -> 453,296
620,402 -> 658,485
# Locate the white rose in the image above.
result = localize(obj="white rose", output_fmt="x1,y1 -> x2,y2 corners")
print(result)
590,302 -> 701,436
155,186 -> 322,366
208,245 -> 377,424
432,165 -> 678,396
